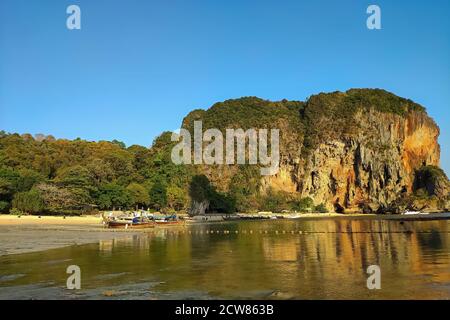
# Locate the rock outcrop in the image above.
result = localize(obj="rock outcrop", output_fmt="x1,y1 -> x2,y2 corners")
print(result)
292,109 -> 441,212
181,89 -> 449,213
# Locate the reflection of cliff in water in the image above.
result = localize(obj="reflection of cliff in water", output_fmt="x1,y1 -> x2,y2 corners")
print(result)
1,219 -> 448,299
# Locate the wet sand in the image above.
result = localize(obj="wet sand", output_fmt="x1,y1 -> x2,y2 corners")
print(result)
0,215 -> 141,256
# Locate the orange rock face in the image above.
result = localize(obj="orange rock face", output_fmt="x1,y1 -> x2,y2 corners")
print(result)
267,109 -> 443,212
402,112 -> 440,181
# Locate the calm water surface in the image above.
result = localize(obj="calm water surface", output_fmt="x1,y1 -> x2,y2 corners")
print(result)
0,218 -> 449,299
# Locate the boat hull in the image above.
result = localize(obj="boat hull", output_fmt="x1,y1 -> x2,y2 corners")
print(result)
107,221 -> 155,229
154,220 -> 184,225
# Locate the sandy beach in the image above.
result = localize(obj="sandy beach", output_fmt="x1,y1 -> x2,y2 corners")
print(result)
0,214 -> 103,226
0,215 -> 141,256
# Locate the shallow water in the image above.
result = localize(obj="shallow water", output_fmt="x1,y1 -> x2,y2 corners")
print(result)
0,218 -> 449,299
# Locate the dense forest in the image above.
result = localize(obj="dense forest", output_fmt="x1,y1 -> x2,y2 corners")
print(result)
0,129 -> 323,215
1,88 -> 445,215
0,131 -> 193,215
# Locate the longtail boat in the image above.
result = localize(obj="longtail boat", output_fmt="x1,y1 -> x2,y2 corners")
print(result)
107,219 -> 155,229
154,214 -> 184,226
104,215 -> 155,229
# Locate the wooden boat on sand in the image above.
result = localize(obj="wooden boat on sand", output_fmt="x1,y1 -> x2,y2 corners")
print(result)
107,219 -> 155,229
154,214 -> 184,226
103,215 -> 155,229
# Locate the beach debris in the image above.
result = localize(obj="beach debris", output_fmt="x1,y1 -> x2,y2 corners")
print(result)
102,290 -> 117,297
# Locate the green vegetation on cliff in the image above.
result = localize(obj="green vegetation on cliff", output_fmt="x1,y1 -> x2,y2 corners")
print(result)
182,97 -> 304,132
301,89 -> 426,156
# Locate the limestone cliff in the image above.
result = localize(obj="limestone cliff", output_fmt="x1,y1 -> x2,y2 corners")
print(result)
181,89 -> 448,213
290,108 -> 441,213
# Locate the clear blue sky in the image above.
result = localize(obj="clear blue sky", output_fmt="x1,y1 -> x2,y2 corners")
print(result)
0,0 -> 449,174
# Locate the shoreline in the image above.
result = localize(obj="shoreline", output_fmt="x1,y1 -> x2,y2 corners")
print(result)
0,215 -> 141,256
1,212 -> 449,257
